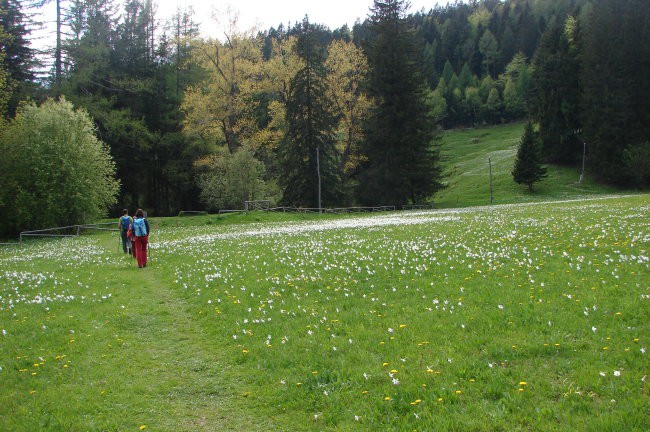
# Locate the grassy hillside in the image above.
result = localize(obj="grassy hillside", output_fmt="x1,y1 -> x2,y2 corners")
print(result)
435,122 -> 621,208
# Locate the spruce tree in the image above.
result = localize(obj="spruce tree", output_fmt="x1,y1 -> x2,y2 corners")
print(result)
581,0 -> 650,185
529,19 -> 581,164
0,0 -> 38,117
512,121 -> 547,192
280,18 -> 342,208
359,0 -> 443,207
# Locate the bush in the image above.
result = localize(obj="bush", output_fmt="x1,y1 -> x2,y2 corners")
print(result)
0,98 -> 120,236
195,146 -> 270,211
622,141 -> 650,188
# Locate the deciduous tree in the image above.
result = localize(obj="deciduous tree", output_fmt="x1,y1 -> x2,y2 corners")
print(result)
325,39 -> 370,178
0,98 -> 119,236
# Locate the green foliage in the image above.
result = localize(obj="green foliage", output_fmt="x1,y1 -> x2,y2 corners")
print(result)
529,19 -> 581,164
280,19 -> 343,208
512,121 -> 548,191
359,0 -> 443,206
196,146 -> 270,211
478,29 -> 498,77
10,0 -> 643,216
622,141 -> 650,188
0,98 -> 120,236
501,52 -> 530,119
580,0 -> 650,185
60,0 -> 207,215
0,31 -> 12,118
0,0 -> 37,118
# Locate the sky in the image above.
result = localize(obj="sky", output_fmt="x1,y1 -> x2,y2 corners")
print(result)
158,0 -> 443,36
32,0 -> 447,50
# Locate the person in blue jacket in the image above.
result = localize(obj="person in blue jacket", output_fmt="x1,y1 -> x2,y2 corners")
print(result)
132,208 -> 150,268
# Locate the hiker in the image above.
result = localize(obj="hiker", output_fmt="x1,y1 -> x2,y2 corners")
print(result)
117,209 -> 133,254
132,208 -> 150,268
127,213 -> 137,259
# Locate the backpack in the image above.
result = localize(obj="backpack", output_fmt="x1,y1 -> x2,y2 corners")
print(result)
133,218 -> 147,237
120,215 -> 131,231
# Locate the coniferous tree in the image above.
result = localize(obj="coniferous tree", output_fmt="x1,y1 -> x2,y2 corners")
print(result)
529,19 -> 581,164
512,121 -> 547,192
280,18 -> 342,208
359,0 -> 443,206
581,0 -> 650,185
0,0 -> 38,117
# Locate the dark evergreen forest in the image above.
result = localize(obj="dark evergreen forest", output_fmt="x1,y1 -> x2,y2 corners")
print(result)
1,0 -> 648,224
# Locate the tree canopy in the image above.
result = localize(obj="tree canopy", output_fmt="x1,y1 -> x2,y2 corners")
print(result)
0,0 -> 645,232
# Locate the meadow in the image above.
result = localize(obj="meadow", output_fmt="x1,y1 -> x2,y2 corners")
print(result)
435,122 -> 621,208
1,195 -> 648,431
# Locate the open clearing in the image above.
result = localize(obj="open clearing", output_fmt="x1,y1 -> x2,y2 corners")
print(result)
1,195 -> 648,431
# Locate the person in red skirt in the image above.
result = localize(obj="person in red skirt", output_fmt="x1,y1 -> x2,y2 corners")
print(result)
132,208 -> 150,268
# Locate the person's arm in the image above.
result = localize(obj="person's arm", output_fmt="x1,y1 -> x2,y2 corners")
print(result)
145,219 -> 150,235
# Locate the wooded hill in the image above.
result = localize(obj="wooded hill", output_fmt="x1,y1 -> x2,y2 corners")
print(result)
0,0 -> 648,231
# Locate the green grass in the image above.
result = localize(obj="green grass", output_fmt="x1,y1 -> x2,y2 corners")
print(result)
1,195 -> 648,431
435,122 -> 622,208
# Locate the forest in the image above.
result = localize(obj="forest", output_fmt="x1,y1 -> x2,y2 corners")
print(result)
0,0 -> 648,236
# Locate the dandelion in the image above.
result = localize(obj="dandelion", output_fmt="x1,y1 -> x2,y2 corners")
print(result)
384,396 -> 391,401
139,426 -> 147,431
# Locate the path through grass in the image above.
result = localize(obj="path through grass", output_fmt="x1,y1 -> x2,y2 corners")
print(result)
0,236 -> 266,431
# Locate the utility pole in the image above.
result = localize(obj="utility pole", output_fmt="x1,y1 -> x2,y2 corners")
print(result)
579,141 -> 586,183
316,147 -> 322,213
489,156 -> 494,205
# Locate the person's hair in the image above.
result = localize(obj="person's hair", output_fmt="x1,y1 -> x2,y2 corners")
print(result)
122,209 -> 128,215
135,209 -> 144,218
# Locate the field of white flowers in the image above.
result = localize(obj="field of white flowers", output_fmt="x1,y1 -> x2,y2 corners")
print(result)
1,195 -> 648,431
